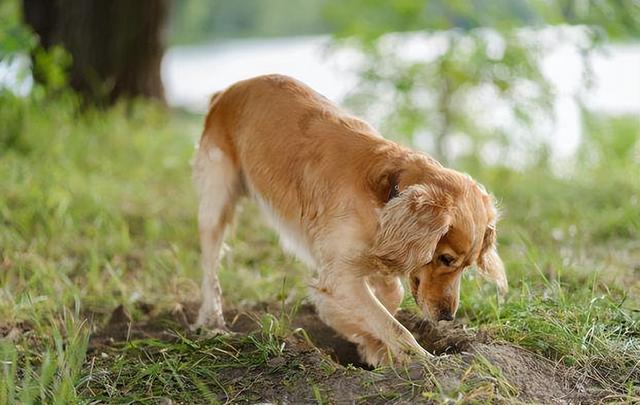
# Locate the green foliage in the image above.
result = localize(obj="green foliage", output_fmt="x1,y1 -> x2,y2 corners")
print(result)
30,45 -> 72,94
169,0 -> 332,44
530,0 -> 640,39
336,28 -> 555,161
579,112 -> 640,169
0,0 -> 36,59
0,0 -> 73,123
327,0 -> 640,40
326,0 -> 639,162
167,0 -> 640,45
0,92 -> 29,152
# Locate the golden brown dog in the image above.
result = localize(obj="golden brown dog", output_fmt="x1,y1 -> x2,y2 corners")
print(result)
193,74 -> 507,366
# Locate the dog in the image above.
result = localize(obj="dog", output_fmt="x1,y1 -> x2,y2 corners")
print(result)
192,74 -> 507,366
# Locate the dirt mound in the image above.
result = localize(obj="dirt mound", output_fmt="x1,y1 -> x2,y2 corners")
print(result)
87,302 -> 605,403
396,311 -> 481,354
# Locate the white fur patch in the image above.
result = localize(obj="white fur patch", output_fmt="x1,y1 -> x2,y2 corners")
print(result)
208,147 -> 224,163
252,192 -> 317,268
194,147 -> 235,229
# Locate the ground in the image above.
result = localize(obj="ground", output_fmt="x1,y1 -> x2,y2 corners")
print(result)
0,100 -> 638,403
78,302 -> 607,403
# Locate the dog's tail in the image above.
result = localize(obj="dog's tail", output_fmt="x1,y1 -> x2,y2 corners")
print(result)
208,91 -> 223,109
200,90 -> 224,141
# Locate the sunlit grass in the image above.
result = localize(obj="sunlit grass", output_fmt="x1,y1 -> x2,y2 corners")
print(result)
0,94 -> 638,401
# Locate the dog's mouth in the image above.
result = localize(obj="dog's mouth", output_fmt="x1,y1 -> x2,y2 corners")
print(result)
408,276 -> 447,322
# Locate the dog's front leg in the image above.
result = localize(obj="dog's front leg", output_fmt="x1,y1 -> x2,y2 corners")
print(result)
312,271 -> 429,366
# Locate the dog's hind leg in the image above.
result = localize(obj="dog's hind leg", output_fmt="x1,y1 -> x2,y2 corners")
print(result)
192,140 -> 240,330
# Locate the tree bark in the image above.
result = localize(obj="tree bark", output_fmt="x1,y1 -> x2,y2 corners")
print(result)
22,0 -> 168,105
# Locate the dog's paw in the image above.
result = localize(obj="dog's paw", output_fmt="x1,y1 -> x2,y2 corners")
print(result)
357,340 -> 414,368
411,345 -> 434,361
357,339 -> 389,367
191,312 -> 228,335
190,321 -> 236,338
359,340 -> 433,368
393,346 -> 433,368
192,326 -> 234,339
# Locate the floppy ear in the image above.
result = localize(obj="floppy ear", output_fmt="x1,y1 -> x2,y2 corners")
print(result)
371,185 -> 452,275
477,210 -> 508,295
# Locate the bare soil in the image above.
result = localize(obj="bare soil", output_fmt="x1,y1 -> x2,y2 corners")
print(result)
84,302 -> 605,403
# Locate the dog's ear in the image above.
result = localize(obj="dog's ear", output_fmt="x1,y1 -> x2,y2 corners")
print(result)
372,170 -> 402,204
476,197 -> 508,294
372,185 -> 452,274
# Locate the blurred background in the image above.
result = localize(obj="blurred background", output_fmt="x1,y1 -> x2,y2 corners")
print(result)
2,0 -> 639,165
0,1 -> 639,401
2,1 -> 639,157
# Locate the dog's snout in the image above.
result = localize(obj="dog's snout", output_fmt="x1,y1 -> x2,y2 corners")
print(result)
437,310 -> 453,321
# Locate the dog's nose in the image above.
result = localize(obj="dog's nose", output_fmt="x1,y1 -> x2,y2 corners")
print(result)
437,310 -> 453,321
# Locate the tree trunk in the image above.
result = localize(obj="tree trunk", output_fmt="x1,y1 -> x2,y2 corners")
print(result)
22,0 -> 168,105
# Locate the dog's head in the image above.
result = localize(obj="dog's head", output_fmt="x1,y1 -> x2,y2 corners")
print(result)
371,168 -> 507,321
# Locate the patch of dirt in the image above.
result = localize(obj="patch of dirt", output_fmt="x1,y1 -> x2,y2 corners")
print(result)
0,321 -> 32,343
89,303 -> 188,348
87,302 -> 607,403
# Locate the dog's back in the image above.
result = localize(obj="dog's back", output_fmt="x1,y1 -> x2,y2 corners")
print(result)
198,75 -> 408,262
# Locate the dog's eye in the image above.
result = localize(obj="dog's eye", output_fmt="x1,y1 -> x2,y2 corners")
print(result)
438,254 -> 455,267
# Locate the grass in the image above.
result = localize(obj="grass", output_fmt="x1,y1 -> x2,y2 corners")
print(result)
1,92 -> 639,402
84,334 -> 262,403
